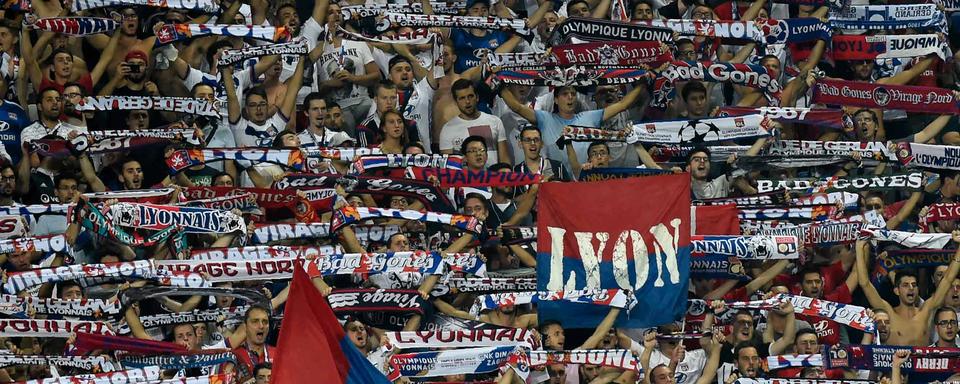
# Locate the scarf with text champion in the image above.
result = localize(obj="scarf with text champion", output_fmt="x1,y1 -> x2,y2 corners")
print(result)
0,294 -> 121,319
755,171 -> 924,193
829,4 -> 947,31
408,168 -> 541,188
548,17 -> 673,46
76,96 -> 220,117
469,289 -> 635,317
896,142 -> 960,171
0,354 -> 118,372
717,107 -> 853,131
29,16 -> 118,35
494,64 -> 652,87
167,148 -> 311,174
831,34 -> 948,61
331,206 -> 480,233
72,0 -> 218,12
812,79 -> 959,115
626,114 -> 773,144
154,24 -> 291,46
217,37 -> 309,67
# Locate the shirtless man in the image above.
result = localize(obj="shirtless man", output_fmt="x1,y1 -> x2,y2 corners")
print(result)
85,7 -> 159,79
855,234 -> 960,345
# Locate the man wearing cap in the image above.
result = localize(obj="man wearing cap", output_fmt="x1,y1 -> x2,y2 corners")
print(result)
99,49 -> 170,128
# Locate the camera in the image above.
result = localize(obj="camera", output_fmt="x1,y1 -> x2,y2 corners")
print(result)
125,63 -> 142,73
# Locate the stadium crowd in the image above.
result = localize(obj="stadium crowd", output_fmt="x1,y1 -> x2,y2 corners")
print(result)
0,0 -> 959,383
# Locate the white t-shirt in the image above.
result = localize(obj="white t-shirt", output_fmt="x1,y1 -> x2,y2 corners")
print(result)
402,78 -> 434,150
231,114 -> 288,148
318,40 -> 375,108
183,66 -> 255,103
298,127 -> 353,148
439,112 -> 506,167
21,121 -> 87,148
630,340 -> 708,384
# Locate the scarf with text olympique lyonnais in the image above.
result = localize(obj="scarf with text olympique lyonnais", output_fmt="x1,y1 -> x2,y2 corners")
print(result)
755,171 -> 925,193
116,306 -> 248,334
896,142 -> 960,171
469,289 -> 635,317
0,319 -> 115,337
275,173 -> 454,213
430,277 -> 539,297
812,79 -> 959,115
155,23 -> 290,46
340,2 -> 464,18
494,64 -> 652,87
72,0 -> 218,12
408,168 -> 541,188
30,16 -> 118,35
76,96 -> 220,117
331,206 -> 479,233
878,249 -> 956,272
0,294 -> 121,319
627,114 -> 773,145
756,220 -> 864,246
83,188 -> 176,204
351,153 -> 463,174
387,346 -> 528,381
829,4 -> 947,31
831,34 -> 947,61
655,61 -> 782,108
0,354 -> 119,372
548,17 -> 673,46
735,155 -> 852,170
717,107 -> 853,131
770,140 -> 895,162
190,245 -> 340,260
167,148 -> 310,174
218,37 -> 309,67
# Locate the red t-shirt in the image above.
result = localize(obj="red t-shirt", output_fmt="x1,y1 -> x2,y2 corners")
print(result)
39,72 -> 93,95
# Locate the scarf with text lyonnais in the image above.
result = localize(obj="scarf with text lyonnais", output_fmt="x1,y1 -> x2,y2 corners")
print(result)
718,107 -> 853,131
327,288 -> 426,315
776,294 -> 875,332
385,329 -> 539,350
879,249 -> 956,271
0,319 -> 114,337
495,64 -> 651,87
431,277 -> 538,296
102,202 -> 244,234
218,37 -> 308,67
0,233 -> 71,255
0,354 -> 118,371
896,142 -> 960,171
331,206 -> 479,233
695,190 -> 790,208
117,306 -> 247,334
861,226 -> 954,249
627,114 -> 773,145
120,350 -> 237,370
303,146 -> 382,161
83,188 -> 176,204
735,155 -> 851,170
191,245 -> 340,260
77,96 -> 219,117
469,289 -> 634,316
549,17 -> 673,45
351,153 -> 463,174
770,140 -> 895,162
825,345 -> 960,372
549,41 -> 673,68
755,171 -> 924,193
529,350 -> 638,371
2,260 -> 156,294
388,346 -> 527,381
119,286 -> 270,310
155,23 -> 290,46
167,148 -> 308,174
155,258 -> 299,283
812,79 -> 958,115
691,254 -> 749,280
578,167 -> 672,182
499,226 -> 536,245
77,200 -> 190,256
378,13 -> 532,40
658,61 -> 782,107
829,4 -> 946,31
832,34 -> 947,61
766,354 -> 823,370
0,294 -> 121,319
409,168 -> 541,188
250,222 -> 331,244
72,0 -> 218,12
737,204 -> 838,221
757,220 -> 864,246
30,16 -> 117,36
692,235 -> 800,260
274,173 -> 454,213
919,203 -> 960,232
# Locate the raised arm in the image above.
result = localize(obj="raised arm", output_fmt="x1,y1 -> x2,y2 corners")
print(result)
768,300 -> 796,355
879,56 -> 934,86
78,153 -> 107,192
855,239 -> 894,313
919,230 -> 960,314
222,65 -> 241,125
124,306 -> 152,340
602,85 -> 644,121
89,31 -> 121,85
744,259 -> 789,295
279,55 -> 307,125
912,114 -> 952,144
578,307 -> 621,349
20,29 -> 43,93
886,191 -> 922,229
499,87 -> 537,124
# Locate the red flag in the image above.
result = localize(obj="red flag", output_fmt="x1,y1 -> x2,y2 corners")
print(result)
273,261 -> 390,384
692,204 -> 740,235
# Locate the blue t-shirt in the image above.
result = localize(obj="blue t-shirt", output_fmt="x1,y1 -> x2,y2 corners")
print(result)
451,29 -> 510,74
0,100 -> 31,165
535,109 -> 604,167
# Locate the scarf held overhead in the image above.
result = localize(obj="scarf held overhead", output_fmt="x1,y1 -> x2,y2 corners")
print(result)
896,142 -> 960,171
76,96 -> 219,117
812,79 -> 959,115
627,114 -> 773,144
155,23 -> 290,46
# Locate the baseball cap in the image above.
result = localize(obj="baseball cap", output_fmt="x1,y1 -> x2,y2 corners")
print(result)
466,0 -> 491,10
125,50 -> 148,63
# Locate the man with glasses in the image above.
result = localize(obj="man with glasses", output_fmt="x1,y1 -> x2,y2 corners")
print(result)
932,307 -> 959,347
513,125 -> 570,183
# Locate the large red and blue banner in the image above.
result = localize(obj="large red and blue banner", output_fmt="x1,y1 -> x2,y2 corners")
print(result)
536,175 -> 691,328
